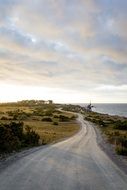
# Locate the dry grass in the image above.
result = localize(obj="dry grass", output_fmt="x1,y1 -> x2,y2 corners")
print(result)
0,105 -> 32,113
0,104 -> 80,145
24,121 -> 80,144
84,111 -> 127,155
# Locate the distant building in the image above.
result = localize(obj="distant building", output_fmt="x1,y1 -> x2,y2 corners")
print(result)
44,100 -> 53,104
48,100 -> 53,104
18,100 -> 53,105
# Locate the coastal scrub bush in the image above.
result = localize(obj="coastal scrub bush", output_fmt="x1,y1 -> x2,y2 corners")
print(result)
7,110 -> 30,121
44,110 -> 53,116
114,136 -> 127,156
114,120 -> 127,130
115,136 -> 127,147
70,115 -> 76,120
24,126 -> 40,146
0,122 -> 40,154
33,109 -> 45,116
53,115 -> 59,118
59,115 -> 70,122
53,121 -> 58,125
1,116 -> 9,120
85,116 -> 92,121
115,146 -> 127,156
0,125 -> 21,152
10,122 -> 24,141
42,117 -> 52,122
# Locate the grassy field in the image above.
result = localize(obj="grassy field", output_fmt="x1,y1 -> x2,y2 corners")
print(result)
24,121 -> 79,144
0,102 -> 80,153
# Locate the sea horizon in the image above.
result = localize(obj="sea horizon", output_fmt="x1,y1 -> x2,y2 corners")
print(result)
77,103 -> 127,118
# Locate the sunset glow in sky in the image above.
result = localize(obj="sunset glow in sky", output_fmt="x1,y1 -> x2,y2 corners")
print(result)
0,0 -> 127,103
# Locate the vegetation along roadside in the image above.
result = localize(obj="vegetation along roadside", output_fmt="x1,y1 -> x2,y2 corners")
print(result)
62,104 -> 127,156
0,101 -> 80,156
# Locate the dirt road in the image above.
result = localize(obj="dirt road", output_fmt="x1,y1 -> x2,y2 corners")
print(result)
0,114 -> 127,190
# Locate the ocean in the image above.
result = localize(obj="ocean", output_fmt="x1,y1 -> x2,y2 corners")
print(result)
79,103 -> 127,118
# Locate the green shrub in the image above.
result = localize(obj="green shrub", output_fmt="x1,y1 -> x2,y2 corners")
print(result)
115,136 -> 127,147
10,122 -> 24,140
42,117 -> 52,122
0,125 -> 21,153
53,115 -> 59,118
0,122 -> 40,154
33,110 -> 45,116
7,110 -> 30,121
24,126 -> 40,146
44,110 -> 53,116
53,121 -> 58,125
115,146 -> 127,156
70,115 -> 76,120
1,116 -> 9,120
59,115 -> 70,122
85,116 -> 91,121
114,120 -> 127,130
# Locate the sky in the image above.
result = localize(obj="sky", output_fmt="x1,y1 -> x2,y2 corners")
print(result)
0,0 -> 127,103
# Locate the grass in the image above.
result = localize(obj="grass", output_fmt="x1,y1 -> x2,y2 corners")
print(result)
84,111 -> 127,156
0,105 -> 32,113
24,121 -> 80,144
0,103 -> 80,150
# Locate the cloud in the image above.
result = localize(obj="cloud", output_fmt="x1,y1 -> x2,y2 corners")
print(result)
95,85 -> 127,91
0,0 -> 127,102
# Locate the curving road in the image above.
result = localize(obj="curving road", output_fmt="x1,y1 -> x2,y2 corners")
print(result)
0,114 -> 127,190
